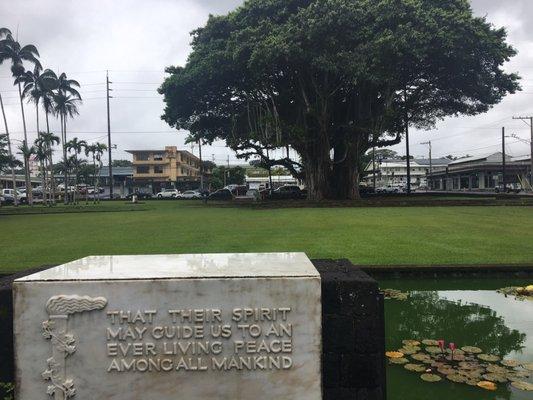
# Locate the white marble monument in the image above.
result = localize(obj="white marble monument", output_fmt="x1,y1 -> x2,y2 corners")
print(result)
14,253 -> 322,400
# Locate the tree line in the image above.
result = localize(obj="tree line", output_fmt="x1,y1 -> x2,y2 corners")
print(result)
0,27 -> 107,205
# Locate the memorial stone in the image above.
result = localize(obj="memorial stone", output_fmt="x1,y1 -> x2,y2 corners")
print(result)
14,253 -> 322,399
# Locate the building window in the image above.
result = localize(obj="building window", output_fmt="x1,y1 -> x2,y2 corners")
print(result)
153,153 -> 164,161
154,166 -> 164,174
136,153 -> 149,161
137,166 -> 149,174
181,167 -> 187,175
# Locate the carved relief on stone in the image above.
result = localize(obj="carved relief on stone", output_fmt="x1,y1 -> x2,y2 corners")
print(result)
42,295 -> 107,399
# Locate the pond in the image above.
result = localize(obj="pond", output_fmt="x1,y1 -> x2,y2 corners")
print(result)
380,276 -> 533,400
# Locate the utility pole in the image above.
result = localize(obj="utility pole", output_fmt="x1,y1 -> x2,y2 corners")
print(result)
421,141 -> 432,189
0,93 -> 18,206
502,127 -> 506,192
404,90 -> 411,194
198,141 -> 203,191
372,146 -> 376,191
106,71 -> 114,199
224,155 -> 230,187
266,148 -> 273,192
512,116 -> 533,190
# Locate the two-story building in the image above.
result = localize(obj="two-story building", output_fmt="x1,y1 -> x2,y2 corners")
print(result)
126,146 -> 202,193
364,157 -> 451,189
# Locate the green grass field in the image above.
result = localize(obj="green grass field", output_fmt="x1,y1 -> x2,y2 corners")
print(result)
1,201 -> 532,273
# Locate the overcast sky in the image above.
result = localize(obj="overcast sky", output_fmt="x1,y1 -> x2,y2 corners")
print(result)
1,0 -> 532,165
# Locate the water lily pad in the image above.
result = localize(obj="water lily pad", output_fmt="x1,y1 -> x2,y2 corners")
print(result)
446,348 -> 465,355
447,373 -> 468,383
402,339 -> 421,346
498,286 -> 533,301
425,346 -> 443,354
404,363 -> 426,372
386,351 -> 404,359
390,357 -> 409,365
522,362 -> 533,371
382,289 -> 409,300
477,381 -> 497,391
486,364 -> 508,374
463,370 -> 484,380
511,381 -> 533,391
422,339 -> 439,346
400,346 -> 420,355
421,373 -> 441,382
446,354 -> 466,361
431,361 -> 446,368
501,359 -> 521,368
513,370 -> 531,378
412,353 -> 432,362
482,373 -> 507,383
458,361 -> 480,370
461,346 -> 482,354
437,367 -> 455,375
477,354 -> 500,362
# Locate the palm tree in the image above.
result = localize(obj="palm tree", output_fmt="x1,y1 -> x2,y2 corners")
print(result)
40,131 -> 60,204
53,92 -> 80,204
56,72 -> 81,99
65,137 -> 86,204
20,68 -> 58,135
0,33 -> 42,206
17,141 -> 35,200
0,27 -> 18,205
85,142 -> 107,203
40,70 -> 59,133
34,135 -> 48,204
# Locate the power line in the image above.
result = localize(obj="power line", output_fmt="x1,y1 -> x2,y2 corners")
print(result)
433,140 -> 521,158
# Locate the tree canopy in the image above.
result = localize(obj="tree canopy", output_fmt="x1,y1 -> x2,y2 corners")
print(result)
160,0 -> 520,199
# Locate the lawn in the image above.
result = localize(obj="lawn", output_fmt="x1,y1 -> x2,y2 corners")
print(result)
1,201 -> 532,273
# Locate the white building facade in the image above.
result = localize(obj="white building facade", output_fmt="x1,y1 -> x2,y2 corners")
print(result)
364,158 -> 451,189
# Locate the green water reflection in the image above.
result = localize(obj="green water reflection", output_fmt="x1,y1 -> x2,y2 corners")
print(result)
379,277 -> 533,400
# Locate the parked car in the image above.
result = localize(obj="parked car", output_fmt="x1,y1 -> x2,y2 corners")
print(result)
177,190 -> 202,200
155,189 -> 180,198
125,191 -> 153,200
208,189 -> 234,201
0,195 -> 13,205
1,189 -> 26,203
378,185 -> 402,193
358,185 -> 375,195
235,189 -> 260,202
230,185 -> 249,196
57,184 -> 76,193
495,184 -> 521,194
87,187 -> 105,194
269,185 -> 305,200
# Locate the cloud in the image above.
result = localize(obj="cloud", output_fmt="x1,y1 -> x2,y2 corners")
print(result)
0,0 -> 530,165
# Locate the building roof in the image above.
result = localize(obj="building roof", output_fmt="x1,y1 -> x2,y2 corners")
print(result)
414,158 -> 451,166
448,152 -> 510,165
378,158 -> 450,167
512,155 -> 531,162
97,166 -> 133,177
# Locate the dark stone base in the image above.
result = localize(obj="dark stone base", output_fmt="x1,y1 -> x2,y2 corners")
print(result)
0,267 -> 50,383
313,259 -> 386,400
1,262 -> 386,400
